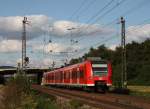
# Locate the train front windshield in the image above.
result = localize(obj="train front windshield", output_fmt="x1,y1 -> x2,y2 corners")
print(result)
92,61 -> 108,76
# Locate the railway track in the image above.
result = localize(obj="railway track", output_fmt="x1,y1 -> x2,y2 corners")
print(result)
32,85 -> 150,109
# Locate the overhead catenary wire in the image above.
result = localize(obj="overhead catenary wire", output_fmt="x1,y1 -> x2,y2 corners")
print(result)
126,17 -> 150,40
67,0 -> 97,57
28,0 -> 149,66
38,18 -> 150,58
75,0 -> 148,44
121,0 -> 150,17
73,17 -> 150,58
69,0 -> 87,21
76,0 -> 97,18
86,0 -> 115,24
71,35 -> 119,58
75,0 -> 126,42
74,0 -> 116,39
49,0 -> 123,60
59,0 -> 126,61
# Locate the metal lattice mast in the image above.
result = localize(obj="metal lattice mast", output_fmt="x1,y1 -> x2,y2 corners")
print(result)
121,17 -> 127,88
22,17 -> 28,71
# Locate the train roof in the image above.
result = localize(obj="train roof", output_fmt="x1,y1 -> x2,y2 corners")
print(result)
44,60 -> 90,74
44,59 -> 109,74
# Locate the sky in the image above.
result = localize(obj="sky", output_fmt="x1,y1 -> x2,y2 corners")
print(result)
0,0 -> 150,68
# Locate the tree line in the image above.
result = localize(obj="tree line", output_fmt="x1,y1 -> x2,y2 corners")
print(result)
70,39 -> 150,86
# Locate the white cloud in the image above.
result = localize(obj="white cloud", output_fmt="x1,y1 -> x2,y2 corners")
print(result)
0,15 -> 49,40
0,60 -> 16,66
108,44 -> 117,50
0,40 -> 21,52
27,58 -> 62,68
33,42 -> 79,53
0,15 -> 114,40
127,24 -> 150,43
50,20 -> 114,37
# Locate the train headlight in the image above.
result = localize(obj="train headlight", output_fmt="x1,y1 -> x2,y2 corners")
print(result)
99,77 -> 102,80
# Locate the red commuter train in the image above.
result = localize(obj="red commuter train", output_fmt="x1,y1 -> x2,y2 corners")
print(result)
41,59 -> 112,92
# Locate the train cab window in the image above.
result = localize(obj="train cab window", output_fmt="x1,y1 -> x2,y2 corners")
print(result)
92,62 -> 108,76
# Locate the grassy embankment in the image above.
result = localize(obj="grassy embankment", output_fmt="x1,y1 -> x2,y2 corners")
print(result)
128,86 -> 150,98
0,74 -> 99,109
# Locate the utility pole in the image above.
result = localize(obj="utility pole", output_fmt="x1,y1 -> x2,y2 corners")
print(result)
121,17 -> 127,88
22,17 -> 29,72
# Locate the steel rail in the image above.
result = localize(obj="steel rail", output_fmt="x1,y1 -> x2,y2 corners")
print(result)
32,85 -> 147,109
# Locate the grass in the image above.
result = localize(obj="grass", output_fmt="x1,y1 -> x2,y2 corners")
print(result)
0,75 -> 59,109
128,86 -> 150,93
0,74 -> 99,109
128,85 -> 150,98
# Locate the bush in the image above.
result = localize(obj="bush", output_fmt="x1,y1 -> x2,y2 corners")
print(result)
0,72 -> 31,109
35,96 -> 58,109
70,99 -> 84,109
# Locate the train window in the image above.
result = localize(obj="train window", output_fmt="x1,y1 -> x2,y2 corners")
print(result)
58,72 -> 60,80
65,72 -> 68,79
72,70 -> 77,79
58,72 -> 61,80
56,73 -> 58,80
48,75 -> 50,80
49,75 -> 51,80
68,72 -> 70,79
65,73 -> 67,79
55,73 -> 56,80
74,71 -> 77,78
72,71 -> 74,78
46,75 -> 47,80
60,71 -> 63,81
64,72 -> 66,79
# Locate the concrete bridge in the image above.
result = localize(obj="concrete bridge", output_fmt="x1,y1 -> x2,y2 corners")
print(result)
0,68 -> 49,84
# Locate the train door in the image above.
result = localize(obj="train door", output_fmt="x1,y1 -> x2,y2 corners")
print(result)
48,73 -> 50,83
64,71 -> 67,84
77,67 -> 80,84
55,72 -> 57,83
72,68 -> 77,84
79,66 -> 84,85
62,71 -> 64,84
66,70 -> 70,84
60,71 -> 63,84
59,71 -> 61,83
52,73 -> 54,83
54,72 -> 56,84
70,69 -> 72,84
49,73 -> 51,83
86,62 -> 94,85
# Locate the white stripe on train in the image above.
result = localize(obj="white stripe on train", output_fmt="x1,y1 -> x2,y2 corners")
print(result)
42,83 -> 112,86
